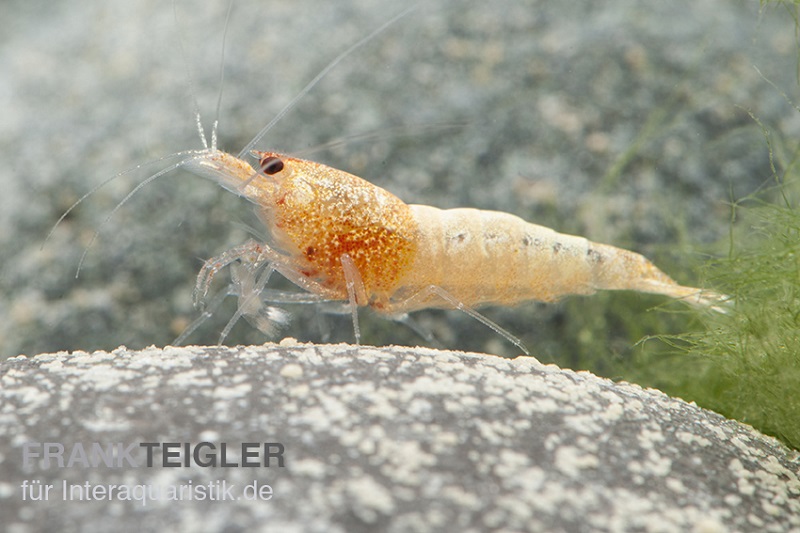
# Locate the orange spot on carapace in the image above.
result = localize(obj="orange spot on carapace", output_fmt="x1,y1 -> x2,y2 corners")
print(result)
257,153 -> 418,301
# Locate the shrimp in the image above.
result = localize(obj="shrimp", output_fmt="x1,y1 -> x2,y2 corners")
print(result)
176,149 -> 728,355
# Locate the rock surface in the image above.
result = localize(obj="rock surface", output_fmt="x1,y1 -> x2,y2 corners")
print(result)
1,344 -> 798,532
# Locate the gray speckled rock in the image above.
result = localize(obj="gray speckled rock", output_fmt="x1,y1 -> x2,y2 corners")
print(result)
1,344 -> 798,532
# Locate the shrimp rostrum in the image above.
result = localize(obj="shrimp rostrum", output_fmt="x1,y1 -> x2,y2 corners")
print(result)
177,149 -> 728,355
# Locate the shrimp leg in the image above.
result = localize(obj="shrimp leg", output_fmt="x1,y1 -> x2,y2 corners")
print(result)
186,243 -> 374,344
185,240 -> 297,344
340,253 -> 367,345
193,239 -> 341,308
176,256 -> 289,345
218,261 -> 284,343
380,285 -> 530,356
173,279 -> 237,346
193,239 -> 281,308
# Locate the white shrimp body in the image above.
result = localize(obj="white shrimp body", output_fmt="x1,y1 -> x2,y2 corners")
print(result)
388,205 -> 720,313
186,150 -> 726,330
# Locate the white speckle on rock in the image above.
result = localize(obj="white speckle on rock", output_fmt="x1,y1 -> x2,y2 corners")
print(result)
443,395 -> 479,414
212,382 -> 252,400
279,363 -> 304,379
38,358 -> 64,372
691,517 -> 728,533
728,457 -> 756,496
723,493 -> 741,507
494,449 -> 530,478
624,398 -> 645,414
509,465 -> 548,494
495,493 -> 535,524
564,413 -> 603,436
707,425 -> 729,442
645,450 -> 673,477
429,430 -> 460,454
199,429 -> 219,441
375,439 -> 436,485
405,397 -> 434,418
737,478 -> 756,497
406,375 -> 475,399
525,397 -> 560,414
141,374 -> 161,389
4,386 -> 50,410
474,419 -> 516,446
761,499 -> 781,517
70,351 -> 115,364
676,431 -> 712,447
346,474 -> 395,522
440,484 -> 482,510
748,513 -> 765,528
363,393 -> 399,419
82,407 -> 132,432
554,445 -> 599,478
483,508 -> 507,529
637,425 -> 666,450
730,435 -> 758,457
600,400 -> 625,422
296,406 -> 332,432
168,369 -> 213,388
126,347 -> 194,370
665,477 -> 687,494
291,458 -> 328,479
762,455 -> 794,479
0,481 -> 13,498
288,383 -> 310,398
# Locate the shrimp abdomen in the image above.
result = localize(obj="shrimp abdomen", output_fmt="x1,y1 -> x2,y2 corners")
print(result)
395,206 -> 596,308
392,205 -> 720,311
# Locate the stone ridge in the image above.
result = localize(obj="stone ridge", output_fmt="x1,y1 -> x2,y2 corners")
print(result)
1,343 -> 798,532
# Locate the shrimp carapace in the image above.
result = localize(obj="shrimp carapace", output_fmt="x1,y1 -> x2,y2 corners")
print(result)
251,151 -> 420,303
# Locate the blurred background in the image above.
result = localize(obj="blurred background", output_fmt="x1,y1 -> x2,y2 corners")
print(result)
1,0 -> 797,366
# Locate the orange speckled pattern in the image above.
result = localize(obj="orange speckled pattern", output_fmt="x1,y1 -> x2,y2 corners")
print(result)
255,153 -> 418,302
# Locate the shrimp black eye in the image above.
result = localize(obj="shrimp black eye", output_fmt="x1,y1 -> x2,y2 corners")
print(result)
260,156 -> 284,175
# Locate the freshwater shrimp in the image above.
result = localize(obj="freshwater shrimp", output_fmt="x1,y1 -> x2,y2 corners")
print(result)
174,148 -> 728,355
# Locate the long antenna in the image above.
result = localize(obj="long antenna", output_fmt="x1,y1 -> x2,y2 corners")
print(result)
173,0 -> 209,149
211,0 -> 236,151
73,153 -> 210,277
237,5 -> 417,159
42,149 -> 203,251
